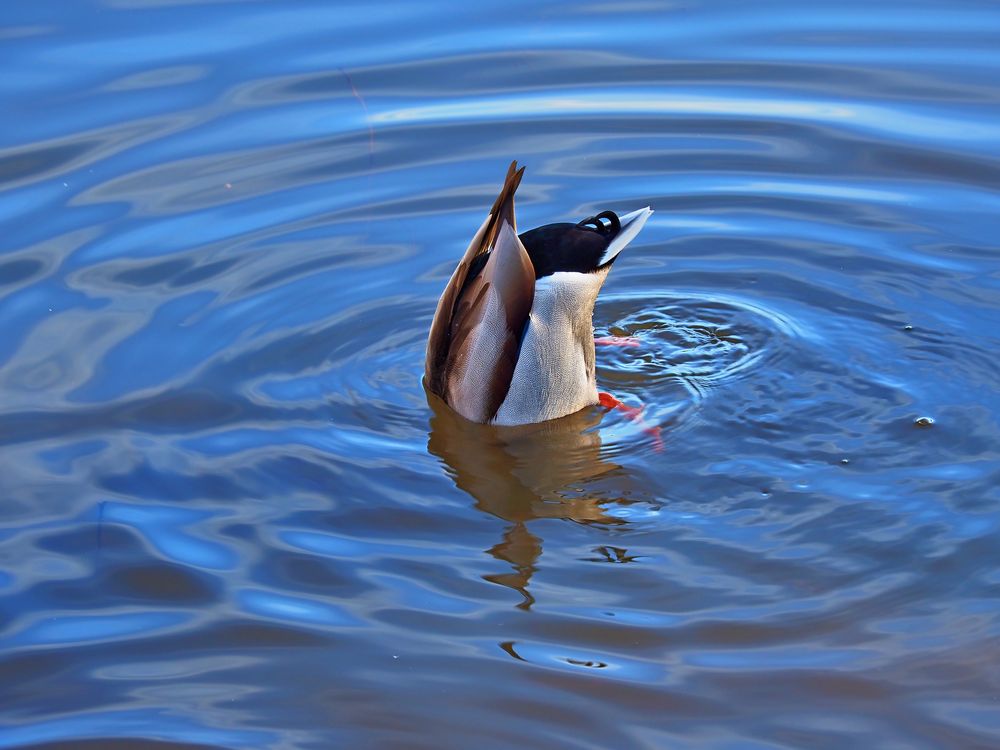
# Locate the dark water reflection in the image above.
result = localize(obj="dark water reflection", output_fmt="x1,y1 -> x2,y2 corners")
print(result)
428,395 -> 628,609
3,0 -> 1000,748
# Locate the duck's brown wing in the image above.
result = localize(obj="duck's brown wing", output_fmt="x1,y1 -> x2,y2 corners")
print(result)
425,161 -> 535,423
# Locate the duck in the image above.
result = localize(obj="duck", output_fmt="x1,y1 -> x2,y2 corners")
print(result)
425,161 -> 653,426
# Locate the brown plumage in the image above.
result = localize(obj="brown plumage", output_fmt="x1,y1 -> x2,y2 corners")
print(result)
424,161 -> 535,422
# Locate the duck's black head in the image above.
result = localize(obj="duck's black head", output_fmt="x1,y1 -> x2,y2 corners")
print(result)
518,207 -> 653,280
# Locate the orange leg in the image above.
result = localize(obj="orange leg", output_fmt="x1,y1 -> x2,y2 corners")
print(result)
594,336 -> 641,348
598,392 -> 664,451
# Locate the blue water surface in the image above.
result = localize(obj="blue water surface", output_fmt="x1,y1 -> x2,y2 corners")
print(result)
2,1 -> 1000,748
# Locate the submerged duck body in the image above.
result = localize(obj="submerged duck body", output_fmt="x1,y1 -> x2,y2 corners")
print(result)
425,162 -> 652,425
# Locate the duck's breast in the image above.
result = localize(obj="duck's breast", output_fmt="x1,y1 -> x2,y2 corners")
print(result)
493,271 -> 604,425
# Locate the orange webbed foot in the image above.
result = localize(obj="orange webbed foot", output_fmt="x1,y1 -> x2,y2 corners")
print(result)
598,391 -> 644,419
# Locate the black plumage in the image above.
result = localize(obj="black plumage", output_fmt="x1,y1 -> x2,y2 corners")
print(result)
519,211 -> 622,279
459,210 -> 624,296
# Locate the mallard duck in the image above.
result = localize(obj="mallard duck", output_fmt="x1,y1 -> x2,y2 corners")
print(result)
425,161 -> 652,425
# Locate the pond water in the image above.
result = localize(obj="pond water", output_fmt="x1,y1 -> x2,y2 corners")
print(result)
2,1 -> 1000,748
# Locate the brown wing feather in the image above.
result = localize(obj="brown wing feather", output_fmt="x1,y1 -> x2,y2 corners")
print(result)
425,214 -> 490,396
425,161 -> 525,396
425,161 -> 534,422
444,221 -> 534,421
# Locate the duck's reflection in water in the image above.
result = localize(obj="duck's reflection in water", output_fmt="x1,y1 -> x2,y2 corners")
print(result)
427,394 -> 628,609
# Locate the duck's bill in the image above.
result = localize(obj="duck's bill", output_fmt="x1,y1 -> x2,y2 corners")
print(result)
600,206 -> 654,266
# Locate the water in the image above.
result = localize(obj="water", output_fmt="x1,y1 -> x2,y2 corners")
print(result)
2,1 -> 1000,747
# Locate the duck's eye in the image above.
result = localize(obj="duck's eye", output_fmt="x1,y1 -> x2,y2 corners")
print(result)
577,211 -> 620,235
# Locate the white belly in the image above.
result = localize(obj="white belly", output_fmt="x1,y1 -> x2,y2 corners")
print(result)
492,272 -> 602,426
